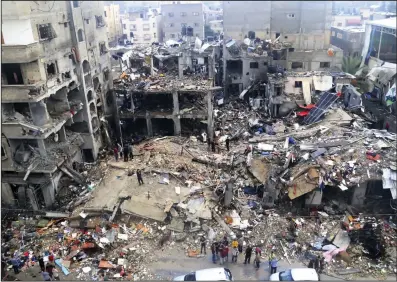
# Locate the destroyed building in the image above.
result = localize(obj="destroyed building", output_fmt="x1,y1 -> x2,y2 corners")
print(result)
1,1 -> 114,210
222,1 -> 344,96
330,26 -> 365,57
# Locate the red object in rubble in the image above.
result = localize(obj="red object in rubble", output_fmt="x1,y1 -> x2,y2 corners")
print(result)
297,110 -> 310,117
337,92 -> 342,97
298,104 -> 315,109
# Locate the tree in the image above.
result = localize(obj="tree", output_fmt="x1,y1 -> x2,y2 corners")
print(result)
342,55 -> 367,75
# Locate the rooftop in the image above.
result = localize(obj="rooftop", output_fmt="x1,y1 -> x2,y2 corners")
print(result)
368,17 -> 397,29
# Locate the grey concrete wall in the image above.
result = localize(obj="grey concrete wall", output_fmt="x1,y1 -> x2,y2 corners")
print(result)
161,3 -> 204,41
223,1 -> 271,40
287,48 -> 343,71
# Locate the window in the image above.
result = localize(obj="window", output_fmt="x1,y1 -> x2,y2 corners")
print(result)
38,23 -> 56,40
250,62 -> 259,68
263,62 -> 268,66
144,34 -> 151,40
181,12 -> 187,17
168,12 -> 174,17
130,24 -> 136,30
85,19 -> 90,24
153,32 -> 157,38
295,81 -> 303,88
104,11 -> 107,17
320,62 -> 330,68
140,13 -> 144,19
153,22 -> 155,28
337,33 -> 343,39
170,33 -> 176,38
64,22 -> 68,28
130,32 -> 134,37
2,63 -> 24,85
99,42 -> 107,55
291,62 -> 303,69
46,62 -> 58,77
337,23 -> 342,27
287,13 -> 295,18
143,24 -> 150,30
168,23 -> 174,27
193,12 -> 199,16
194,23 -> 199,27
73,1 -> 79,8
96,15 -> 105,28
331,31 -> 335,36
78,29 -> 84,42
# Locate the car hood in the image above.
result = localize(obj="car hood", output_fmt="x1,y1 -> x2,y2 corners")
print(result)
173,275 -> 185,281
269,273 -> 279,281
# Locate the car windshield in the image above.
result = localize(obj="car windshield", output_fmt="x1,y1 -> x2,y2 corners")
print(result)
184,273 -> 196,281
279,270 -> 293,281
224,268 -> 233,280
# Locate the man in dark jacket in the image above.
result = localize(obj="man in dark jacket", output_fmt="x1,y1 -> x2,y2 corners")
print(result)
211,243 -> 216,263
244,245 -> 253,264
123,145 -> 129,162
200,236 -> 206,255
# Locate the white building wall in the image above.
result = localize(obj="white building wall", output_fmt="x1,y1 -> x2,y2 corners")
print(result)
2,19 -> 36,45
122,15 -> 161,44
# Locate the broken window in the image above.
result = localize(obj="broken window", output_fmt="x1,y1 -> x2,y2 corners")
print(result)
295,81 -> 303,88
96,15 -> 105,28
250,62 -> 259,69
2,63 -> 24,85
82,60 -> 90,74
103,70 -> 109,81
87,90 -> 93,102
38,23 -> 56,40
320,62 -> 331,68
275,32 -> 280,39
46,62 -> 58,78
73,1 -> 79,8
264,62 -> 268,66
78,29 -> 84,42
99,42 -> 107,55
227,60 -> 243,75
291,62 -> 303,69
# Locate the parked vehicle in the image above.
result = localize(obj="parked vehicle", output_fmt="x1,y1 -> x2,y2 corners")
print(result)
269,268 -> 319,281
173,267 -> 233,281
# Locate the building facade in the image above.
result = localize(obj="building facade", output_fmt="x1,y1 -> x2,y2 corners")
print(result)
105,3 -> 123,46
332,15 -> 362,28
203,4 -> 223,25
161,3 -> 204,41
330,26 -> 365,57
121,8 -> 162,44
1,1 -> 113,210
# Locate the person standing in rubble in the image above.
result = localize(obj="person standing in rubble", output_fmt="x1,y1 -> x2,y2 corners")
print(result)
211,243 -> 216,264
136,169 -> 144,185
117,143 -> 123,159
200,236 -> 207,255
215,242 -> 220,261
254,252 -> 261,269
211,140 -> 216,152
231,246 -> 239,263
123,144 -> 129,162
129,142 -> 134,160
244,245 -> 253,264
219,244 -> 225,265
237,237 -> 243,254
113,146 -> 119,162
314,255 -> 321,273
225,137 -> 230,152
319,257 -> 325,274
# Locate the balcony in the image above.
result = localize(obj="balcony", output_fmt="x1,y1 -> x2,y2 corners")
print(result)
1,42 -> 41,63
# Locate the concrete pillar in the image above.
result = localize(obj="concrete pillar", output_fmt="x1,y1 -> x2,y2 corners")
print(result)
172,91 -> 179,114
150,56 -> 155,76
178,56 -> 184,79
41,181 -> 55,208
58,126 -> 67,142
208,55 -> 214,82
1,183 -> 15,206
173,116 -> 181,136
37,139 -> 47,157
146,111 -> 153,137
30,101 -> 50,126
207,90 -> 214,141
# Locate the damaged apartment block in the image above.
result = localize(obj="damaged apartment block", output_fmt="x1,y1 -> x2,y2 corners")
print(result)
113,38 -> 222,140
1,1 -> 113,210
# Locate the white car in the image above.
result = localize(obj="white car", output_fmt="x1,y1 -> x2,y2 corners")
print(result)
173,267 -> 233,281
269,268 -> 319,281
